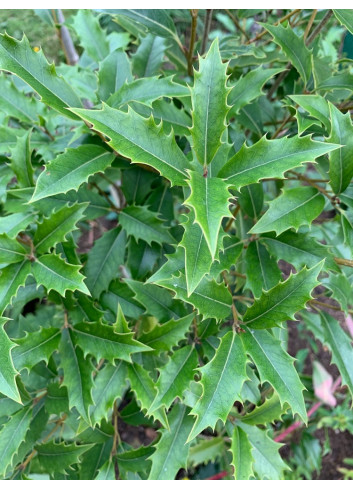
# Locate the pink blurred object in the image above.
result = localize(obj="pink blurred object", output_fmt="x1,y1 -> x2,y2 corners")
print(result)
345,314 -> 353,340
313,361 -> 336,407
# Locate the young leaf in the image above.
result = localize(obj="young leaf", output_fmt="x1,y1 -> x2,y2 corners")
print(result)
0,317 -> 21,402
32,253 -> 90,296
250,187 -> 325,236
72,9 -> 109,62
231,425 -> 254,480
148,403 -> 193,480
0,234 -> 27,264
188,331 -> 248,441
240,329 -> 307,421
70,105 -> 190,187
0,261 -> 31,314
243,262 -> 322,329
33,440 -> 93,475
97,48 -> 133,101
0,34 -> 82,118
30,145 -> 116,202
190,39 -> 230,165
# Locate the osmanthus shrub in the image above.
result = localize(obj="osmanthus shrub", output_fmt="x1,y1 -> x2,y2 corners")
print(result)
0,8 -> 352,480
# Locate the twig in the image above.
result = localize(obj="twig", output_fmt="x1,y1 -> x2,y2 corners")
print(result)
247,9 -> 301,44
52,9 -> 79,65
226,10 -> 250,40
303,9 -> 318,41
187,9 -> 198,77
225,204 -> 241,232
306,10 -> 333,46
112,401 -> 120,480
201,9 -> 213,54
334,257 -> 353,268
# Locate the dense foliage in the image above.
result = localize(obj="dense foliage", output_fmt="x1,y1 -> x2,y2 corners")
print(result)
0,8 -> 353,480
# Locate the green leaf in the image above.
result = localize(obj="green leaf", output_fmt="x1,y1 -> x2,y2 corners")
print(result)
0,405 -> 32,477
90,361 -> 128,426
245,241 -> 281,298
70,105 -> 190,187
0,213 -> 34,239
158,274 -> 232,321
84,228 -> 127,298
218,135 -> 339,189
95,458 -> 115,480
0,34 -> 82,118
148,345 -> 198,413
12,327 -> 61,372
317,72 -> 353,91
243,262 -> 322,329
108,76 -> 189,108
209,235 -> 243,277
250,187 -> 325,235
134,99 -> 191,137
262,23 -> 312,85
32,253 -> 90,296
0,73 -> 42,124
0,234 -> 27,264
231,425 -> 254,480
0,317 -> 21,402
333,9 -> 353,35
0,260 -> 31,314
241,393 -> 288,425
138,314 -> 194,352
240,329 -> 307,421
101,280 -> 145,319
117,444 -> 154,474
33,440 -> 93,475
10,131 -> 34,188
237,183 -> 264,220
190,39 -> 230,165
147,246 -> 185,285
148,403 -> 193,480
72,10 -> 109,62
71,321 -> 151,363
46,382 -> 69,415
289,94 -> 331,132
326,102 -> 353,195
59,328 -> 94,424
119,205 -> 173,246
97,48 -> 133,101
132,34 -> 168,77
30,145 -> 116,202
33,202 -> 87,254
112,9 -> 179,41
188,331 -> 248,441
229,67 -> 283,115
185,171 -> 231,259
188,437 -> 225,467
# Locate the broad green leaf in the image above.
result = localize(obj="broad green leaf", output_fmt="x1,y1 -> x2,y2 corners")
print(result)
70,105 -> 190,187
289,94 -> 331,132
108,76 -> 189,108
190,39 -> 230,165
90,361 -> 128,426
84,228 -> 127,298
158,274 -> 232,321
95,458 -> 115,480
333,9 -> 353,35
60,328 -> 94,424
127,238 -> 160,281
72,10 -> 109,62
185,171 -> 231,258
0,317 -> 21,402
45,382 -> 69,415
0,261 -> 31,314
0,34 -> 82,118
188,331 -> 248,441
78,440 -> 113,480
148,403 -> 193,480
323,273 -> 352,314
71,321 -> 151,363
101,280 -> 145,319
32,253 -> 90,296
218,135 -> 339,189
10,131 -> 34,188
12,327 -> 61,372
262,23 -> 312,85
117,444 -> 154,474
209,235 -> 243,277
0,73 -> 42,123
237,183 -> 264,220
138,314 -> 194,352
0,405 -> 32,477
0,234 -> 27,264
231,426 -> 254,480
326,102 -> 353,195
0,213 -> 34,239
188,437 -> 225,467
250,187 -> 325,235
112,9 -> 179,41
30,145 -> 116,202
148,345 -> 198,413
33,202 -> 87,254
132,34 -> 168,77
147,246 -> 185,285
240,329 -> 307,421
243,262 -> 322,329
33,440 -> 93,475
134,99 -> 191,136
317,72 -> 353,91
245,241 -> 281,298
229,67 -> 283,115
119,205 -> 173,246
241,393 -> 288,425
97,48 -> 133,101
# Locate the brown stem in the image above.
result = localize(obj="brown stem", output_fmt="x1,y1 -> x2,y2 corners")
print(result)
247,9 -> 301,44
303,9 -> 318,41
306,10 -> 333,46
187,10 -> 198,77
225,204 -> 241,232
225,10 -> 250,40
52,9 -> 79,65
201,9 -> 213,54
334,257 -> 353,269
288,170 -> 335,202
111,401 -> 120,479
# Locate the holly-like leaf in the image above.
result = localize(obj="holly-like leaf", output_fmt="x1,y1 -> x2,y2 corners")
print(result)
326,102 -> 353,195
190,39 -> 230,165
30,145 -> 116,202
112,9 -> 179,41
138,314 -> 194,352
0,234 -> 27,264
84,227 -> 127,298
95,458 -> 115,480
147,246 -> 185,285
0,213 -> 34,239
10,131 -> 34,188
245,241 -> 281,298
132,34 -> 168,77
218,135 -> 339,189
231,425 -> 254,480
71,321 -> 151,363
0,73 -> 42,124
117,444 -> 154,474
185,171 -> 231,259
333,9 -> 353,35
250,187 -> 325,235
0,34 -> 82,118
148,345 -> 198,413
70,105 -> 191,187
0,260 -> 31,314
241,393 -> 288,425
148,403 -> 193,480
289,94 -> 331,132
240,329 -> 307,421
0,317 -> 21,402
33,202 -> 87,254
97,48 -> 133,101
12,327 -> 61,372
243,262 -> 322,329
72,9 -> 109,62
188,331 -> 248,441
188,437 -> 225,467
33,440 -> 93,475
